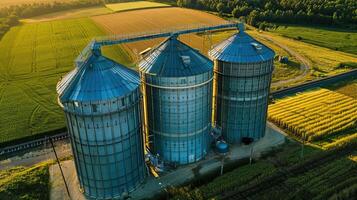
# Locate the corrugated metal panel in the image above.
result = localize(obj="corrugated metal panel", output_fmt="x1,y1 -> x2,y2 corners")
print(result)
209,31 -> 275,63
140,37 -> 214,165
57,54 -> 139,103
139,36 -> 213,77
210,31 -> 275,143
57,56 -> 146,199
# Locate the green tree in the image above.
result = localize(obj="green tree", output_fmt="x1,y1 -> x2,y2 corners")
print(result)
5,14 -> 19,26
216,2 -> 225,13
333,12 -> 339,23
232,6 -> 240,18
177,0 -> 184,7
247,10 -> 259,26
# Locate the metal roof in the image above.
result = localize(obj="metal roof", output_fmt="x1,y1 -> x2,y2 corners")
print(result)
139,36 -> 213,77
209,30 -> 275,63
57,55 -> 139,102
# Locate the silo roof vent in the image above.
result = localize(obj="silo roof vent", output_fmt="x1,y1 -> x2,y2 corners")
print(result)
181,55 -> 191,66
251,42 -> 262,51
139,36 -> 212,77
209,30 -> 275,63
57,54 -> 139,103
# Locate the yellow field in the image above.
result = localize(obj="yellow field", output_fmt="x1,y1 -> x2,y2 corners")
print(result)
268,89 -> 357,148
0,0 -> 74,8
249,31 -> 357,77
105,1 -> 170,12
92,7 -> 228,63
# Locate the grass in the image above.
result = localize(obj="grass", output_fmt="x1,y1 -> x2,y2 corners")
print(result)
105,1 -> 170,12
271,25 -> 357,55
0,18 -> 129,145
0,162 -> 50,200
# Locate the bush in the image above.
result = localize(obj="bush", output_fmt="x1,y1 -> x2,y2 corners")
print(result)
0,163 -> 50,200
336,62 -> 357,69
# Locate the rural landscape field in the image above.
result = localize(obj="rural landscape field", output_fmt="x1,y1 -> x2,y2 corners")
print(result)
268,88 -> 357,148
1,1 -> 356,145
105,1 -> 170,12
0,0 -> 356,199
0,0 -> 76,8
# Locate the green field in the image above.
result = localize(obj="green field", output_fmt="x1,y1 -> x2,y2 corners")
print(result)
170,142 -> 357,199
22,6 -> 112,23
105,1 -> 170,12
0,18 -> 129,144
272,25 -> 357,55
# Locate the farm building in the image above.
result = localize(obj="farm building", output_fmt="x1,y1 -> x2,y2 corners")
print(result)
56,53 -> 146,199
139,35 -> 213,165
209,25 -> 275,143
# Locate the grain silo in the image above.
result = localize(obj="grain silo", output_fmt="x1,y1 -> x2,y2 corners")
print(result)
139,35 -> 213,165
56,52 -> 146,199
209,25 -> 275,143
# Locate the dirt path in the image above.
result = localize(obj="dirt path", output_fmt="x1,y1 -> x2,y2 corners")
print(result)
0,140 -> 72,171
259,33 -> 312,87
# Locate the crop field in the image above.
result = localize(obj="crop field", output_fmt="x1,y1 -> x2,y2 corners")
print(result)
248,31 -> 357,79
0,0 -> 75,8
268,89 -> 357,149
272,25 -> 357,55
22,6 -> 112,23
92,7 -> 228,62
171,142 -> 357,199
0,18 -> 127,144
105,1 -> 170,12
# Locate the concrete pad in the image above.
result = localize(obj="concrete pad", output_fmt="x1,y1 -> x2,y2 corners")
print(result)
50,160 -> 85,200
50,123 -> 286,200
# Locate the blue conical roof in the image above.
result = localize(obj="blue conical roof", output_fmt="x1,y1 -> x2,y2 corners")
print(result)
209,30 -> 275,63
57,55 -> 139,102
139,36 -> 213,77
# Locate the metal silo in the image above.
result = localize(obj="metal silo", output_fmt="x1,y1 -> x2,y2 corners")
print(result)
209,26 -> 275,143
139,35 -> 213,165
56,53 -> 146,199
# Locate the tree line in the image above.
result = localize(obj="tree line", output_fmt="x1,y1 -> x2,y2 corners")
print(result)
175,0 -> 357,28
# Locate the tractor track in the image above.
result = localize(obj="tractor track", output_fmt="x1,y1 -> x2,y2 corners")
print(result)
258,33 -> 312,88
16,83 -> 62,116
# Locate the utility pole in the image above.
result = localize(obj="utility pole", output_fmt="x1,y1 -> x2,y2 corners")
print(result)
50,137 -> 71,200
300,131 -> 306,159
220,155 -> 225,175
249,143 -> 254,165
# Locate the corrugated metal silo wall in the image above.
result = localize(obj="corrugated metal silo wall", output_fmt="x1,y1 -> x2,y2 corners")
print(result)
144,71 -> 213,164
214,59 -> 274,143
63,89 -> 146,199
